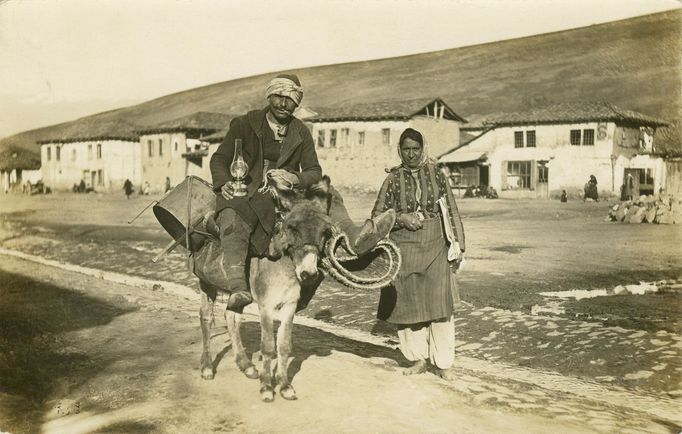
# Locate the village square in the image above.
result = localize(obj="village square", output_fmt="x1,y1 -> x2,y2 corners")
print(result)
0,1 -> 681,433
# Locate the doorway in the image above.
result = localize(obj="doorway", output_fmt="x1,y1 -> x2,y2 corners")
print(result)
479,165 -> 489,186
536,162 -> 549,198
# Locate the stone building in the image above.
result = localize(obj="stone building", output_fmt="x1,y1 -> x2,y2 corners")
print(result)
38,119 -> 141,192
137,112 -> 233,193
307,97 -> 466,189
439,102 -> 668,198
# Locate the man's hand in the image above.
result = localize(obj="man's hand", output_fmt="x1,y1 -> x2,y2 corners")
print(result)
396,213 -> 423,231
268,169 -> 299,191
220,182 -> 235,200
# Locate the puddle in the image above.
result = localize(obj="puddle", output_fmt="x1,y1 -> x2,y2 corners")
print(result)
490,245 -> 529,254
539,281 -> 682,300
129,241 -> 162,254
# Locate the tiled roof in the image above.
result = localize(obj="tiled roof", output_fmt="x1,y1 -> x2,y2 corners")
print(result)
0,146 -> 40,170
137,112 -> 234,134
462,102 -> 668,129
200,129 -> 228,143
36,118 -> 141,144
308,97 -> 466,123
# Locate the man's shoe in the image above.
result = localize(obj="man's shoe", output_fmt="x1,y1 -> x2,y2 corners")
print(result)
226,290 -> 253,313
353,209 -> 397,256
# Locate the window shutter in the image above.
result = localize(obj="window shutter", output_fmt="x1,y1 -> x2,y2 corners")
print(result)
500,160 -> 508,190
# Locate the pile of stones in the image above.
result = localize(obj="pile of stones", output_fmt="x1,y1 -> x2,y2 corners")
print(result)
606,194 -> 681,224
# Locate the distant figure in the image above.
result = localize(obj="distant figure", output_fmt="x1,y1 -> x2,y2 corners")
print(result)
560,190 -> 568,203
165,176 -> 171,193
622,173 -> 635,201
123,179 -> 134,199
583,175 -> 598,202
143,181 -> 150,195
78,179 -> 86,193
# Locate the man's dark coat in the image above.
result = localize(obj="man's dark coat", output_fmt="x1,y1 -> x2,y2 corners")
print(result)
209,107 -> 322,253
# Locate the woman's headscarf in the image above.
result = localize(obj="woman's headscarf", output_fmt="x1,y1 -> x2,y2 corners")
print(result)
386,127 -> 436,172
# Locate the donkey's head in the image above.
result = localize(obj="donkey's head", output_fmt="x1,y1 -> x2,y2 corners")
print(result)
268,176 -> 333,282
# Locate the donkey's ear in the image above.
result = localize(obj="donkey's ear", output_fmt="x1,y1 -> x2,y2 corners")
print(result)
309,175 -> 330,194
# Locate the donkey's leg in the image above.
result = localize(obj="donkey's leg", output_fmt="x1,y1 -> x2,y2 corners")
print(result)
199,284 -> 216,380
225,310 -> 258,379
276,302 -> 298,400
258,309 -> 276,402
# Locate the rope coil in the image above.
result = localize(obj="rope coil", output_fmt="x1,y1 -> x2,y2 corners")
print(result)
320,226 -> 401,291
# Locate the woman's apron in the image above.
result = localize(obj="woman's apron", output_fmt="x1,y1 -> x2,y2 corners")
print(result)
377,217 -> 453,324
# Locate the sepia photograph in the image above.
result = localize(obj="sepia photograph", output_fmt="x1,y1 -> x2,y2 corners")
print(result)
0,0 -> 680,432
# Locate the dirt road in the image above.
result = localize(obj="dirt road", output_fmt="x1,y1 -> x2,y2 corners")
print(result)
1,192 -> 681,433
1,255 -> 677,434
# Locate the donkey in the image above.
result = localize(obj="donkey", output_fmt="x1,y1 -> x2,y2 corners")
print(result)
197,177 -> 333,402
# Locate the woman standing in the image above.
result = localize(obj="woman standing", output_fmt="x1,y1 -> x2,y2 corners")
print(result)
372,128 -> 465,378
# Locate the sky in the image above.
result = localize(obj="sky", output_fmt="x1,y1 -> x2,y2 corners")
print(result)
0,0 -> 679,138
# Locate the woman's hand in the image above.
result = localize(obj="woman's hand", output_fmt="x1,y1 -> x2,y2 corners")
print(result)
397,213 -> 423,231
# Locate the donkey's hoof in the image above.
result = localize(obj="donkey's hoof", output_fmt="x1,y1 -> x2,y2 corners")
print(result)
243,366 -> 259,379
260,387 -> 275,403
279,385 -> 297,401
201,367 -> 214,380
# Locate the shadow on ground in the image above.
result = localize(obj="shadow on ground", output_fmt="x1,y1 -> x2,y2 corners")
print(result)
211,321 -> 408,382
0,271 -> 137,434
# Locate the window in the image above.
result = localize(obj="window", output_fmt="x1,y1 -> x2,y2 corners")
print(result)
158,139 -> 163,156
582,129 -> 595,145
317,130 -> 326,147
88,144 -> 93,160
46,146 -> 51,161
639,168 -> 654,185
329,129 -> 337,147
96,143 -> 102,159
358,131 -> 365,145
147,140 -> 153,157
72,149 -> 77,161
514,130 -> 536,148
340,128 -> 349,146
174,141 -> 178,152
56,146 -> 61,161
538,164 -> 548,183
506,161 -> 532,190
382,128 -> 391,145
97,169 -> 104,186
570,130 -> 582,146
514,131 -> 524,148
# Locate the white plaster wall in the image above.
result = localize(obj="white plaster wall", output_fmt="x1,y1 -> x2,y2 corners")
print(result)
459,122 -> 620,193
310,118 -> 460,189
139,132 -> 188,193
409,116 -> 460,157
41,140 -> 140,192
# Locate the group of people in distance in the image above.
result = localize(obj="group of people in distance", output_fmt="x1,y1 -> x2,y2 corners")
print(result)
204,73 -> 466,378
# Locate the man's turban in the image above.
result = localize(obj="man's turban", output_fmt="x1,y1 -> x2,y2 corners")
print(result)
265,74 -> 303,106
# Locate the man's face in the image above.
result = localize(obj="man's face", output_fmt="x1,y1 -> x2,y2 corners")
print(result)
268,94 -> 297,123
400,137 -> 423,169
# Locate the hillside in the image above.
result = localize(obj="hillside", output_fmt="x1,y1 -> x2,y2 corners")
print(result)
2,9 -> 679,159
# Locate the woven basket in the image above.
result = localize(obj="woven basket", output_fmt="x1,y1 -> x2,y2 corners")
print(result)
320,226 -> 401,290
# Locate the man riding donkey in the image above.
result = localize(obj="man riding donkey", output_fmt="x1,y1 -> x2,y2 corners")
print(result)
210,73 -> 395,313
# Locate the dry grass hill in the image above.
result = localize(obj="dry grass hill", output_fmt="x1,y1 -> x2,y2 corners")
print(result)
2,9 -> 680,159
